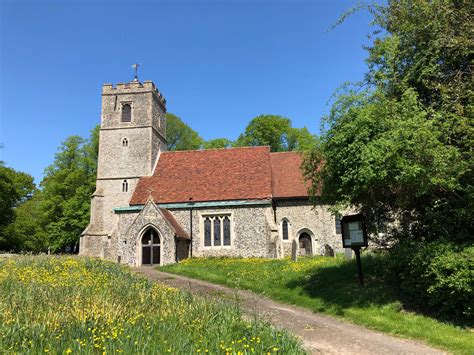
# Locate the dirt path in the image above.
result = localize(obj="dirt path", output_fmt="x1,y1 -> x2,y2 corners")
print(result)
133,267 -> 445,355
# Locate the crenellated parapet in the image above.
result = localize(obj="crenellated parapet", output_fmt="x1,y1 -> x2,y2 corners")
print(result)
102,80 -> 166,108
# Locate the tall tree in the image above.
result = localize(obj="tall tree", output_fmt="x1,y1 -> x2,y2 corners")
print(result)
5,193 -> 45,251
40,126 -> 99,251
166,113 -> 203,151
9,126 -> 100,252
303,0 -> 473,241
236,115 -> 316,152
0,162 -> 35,250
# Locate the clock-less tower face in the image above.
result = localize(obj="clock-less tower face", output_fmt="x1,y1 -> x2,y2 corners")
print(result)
92,80 -> 167,233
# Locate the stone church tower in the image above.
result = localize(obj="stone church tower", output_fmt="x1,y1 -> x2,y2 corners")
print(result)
80,80 -> 167,258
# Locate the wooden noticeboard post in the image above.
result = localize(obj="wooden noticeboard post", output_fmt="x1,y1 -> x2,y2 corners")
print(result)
340,214 -> 368,286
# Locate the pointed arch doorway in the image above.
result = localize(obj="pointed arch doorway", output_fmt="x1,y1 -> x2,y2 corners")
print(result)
298,232 -> 312,256
141,228 -> 161,266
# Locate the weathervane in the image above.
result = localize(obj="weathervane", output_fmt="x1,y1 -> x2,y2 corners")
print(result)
132,63 -> 140,82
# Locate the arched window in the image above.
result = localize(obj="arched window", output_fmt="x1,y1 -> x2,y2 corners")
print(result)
122,103 -> 131,122
204,217 -> 212,246
214,218 -> 221,246
282,220 -> 289,240
141,228 -> 160,265
122,138 -> 128,147
223,216 -> 231,246
122,180 -> 128,192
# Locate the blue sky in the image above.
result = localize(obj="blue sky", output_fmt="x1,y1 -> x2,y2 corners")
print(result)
1,0 -> 375,183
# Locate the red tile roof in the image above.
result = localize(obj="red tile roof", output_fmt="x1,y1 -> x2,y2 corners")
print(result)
130,146 -> 273,205
130,146 -> 311,205
159,208 -> 190,239
270,152 -> 310,199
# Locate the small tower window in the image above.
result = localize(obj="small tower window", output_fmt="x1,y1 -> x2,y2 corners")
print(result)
122,180 -> 128,192
122,138 -> 128,147
122,103 -> 132,122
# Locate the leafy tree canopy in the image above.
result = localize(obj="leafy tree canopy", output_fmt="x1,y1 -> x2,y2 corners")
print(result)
8,126 -> 99,252
166,113 -> 203,151
235,114 -> 317,152
303,0 -> 473,242
203,138 -> 233,149
0,161 -> 36,250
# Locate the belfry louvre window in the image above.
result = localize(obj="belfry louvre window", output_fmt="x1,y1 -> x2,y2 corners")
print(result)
122,103 -> 132,122
203,214 -> 231,248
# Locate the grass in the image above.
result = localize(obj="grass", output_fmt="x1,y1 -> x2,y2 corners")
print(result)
0,256 -> 305,354
160,255 -> 474,354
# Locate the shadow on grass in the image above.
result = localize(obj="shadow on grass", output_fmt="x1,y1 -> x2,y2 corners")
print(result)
286,254 -> 471,328
285,253 -> 402,316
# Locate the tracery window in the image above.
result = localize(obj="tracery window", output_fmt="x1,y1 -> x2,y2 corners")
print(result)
122,180 -> 128,192
202,214 -> 232,248
122,138 -> 128,147
122,103 -> 132,122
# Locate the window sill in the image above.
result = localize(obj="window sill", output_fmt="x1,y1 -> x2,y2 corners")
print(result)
202,245 -> 233,250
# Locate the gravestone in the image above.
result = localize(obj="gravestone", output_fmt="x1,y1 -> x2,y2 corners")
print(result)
324,244 -> 335,257
344,248 -> 353,259
291,239 -> 298,262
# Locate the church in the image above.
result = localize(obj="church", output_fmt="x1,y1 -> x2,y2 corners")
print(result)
79,79 -> 344,266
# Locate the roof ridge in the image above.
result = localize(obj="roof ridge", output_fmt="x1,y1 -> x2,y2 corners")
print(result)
162,146 -> 271,154
270,151 -> 302,155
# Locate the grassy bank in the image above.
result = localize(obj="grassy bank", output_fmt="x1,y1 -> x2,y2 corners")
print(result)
161,255 -> 474,354
0,256 -> 305,354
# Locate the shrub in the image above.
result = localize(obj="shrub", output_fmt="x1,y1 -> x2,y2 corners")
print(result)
389,240 -> 473,324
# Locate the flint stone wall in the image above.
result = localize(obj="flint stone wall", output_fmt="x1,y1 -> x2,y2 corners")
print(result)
170,205 -> 275,258
116,203 -> 178,266
274,200 -> 343,257
81,81 -> 166,260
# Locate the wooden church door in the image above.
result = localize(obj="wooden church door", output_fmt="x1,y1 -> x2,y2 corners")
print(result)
141,229 -> 161,265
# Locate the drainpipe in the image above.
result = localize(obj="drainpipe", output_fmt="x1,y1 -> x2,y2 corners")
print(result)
189,197 -> 194,258
175,236 -> 178,263
272,199 -> 277,224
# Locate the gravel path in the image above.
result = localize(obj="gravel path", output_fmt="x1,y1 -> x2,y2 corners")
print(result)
133,267 -> 445,355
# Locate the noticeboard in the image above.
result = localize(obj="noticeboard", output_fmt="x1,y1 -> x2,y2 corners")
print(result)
341,214 -> 368,248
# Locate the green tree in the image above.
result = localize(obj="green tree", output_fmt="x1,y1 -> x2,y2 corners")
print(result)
236,115 -> 316,152
203,138 -> 233,149
6,126 -> 99,252
0,162 -> 35,250
303,0 -> 473,241
166,113 -> 203,151
42,128 -> 98,251
363,0 -> 473,155
5,193 -> 45,251
288,127 -> 318,151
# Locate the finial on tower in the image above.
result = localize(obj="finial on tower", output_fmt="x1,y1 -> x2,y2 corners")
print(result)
132,63 -> 140,82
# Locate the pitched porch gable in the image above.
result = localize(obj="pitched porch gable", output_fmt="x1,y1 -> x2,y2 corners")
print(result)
118,199 -> 188,266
